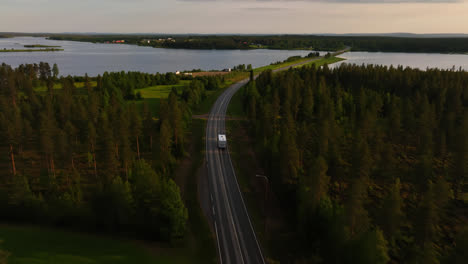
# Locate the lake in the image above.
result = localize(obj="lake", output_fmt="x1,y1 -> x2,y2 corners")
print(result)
0,37 -> 314,76
332,51 -> 468,71
2,37 -> 467,76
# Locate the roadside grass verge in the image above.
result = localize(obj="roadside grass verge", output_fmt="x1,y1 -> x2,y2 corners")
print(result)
0,224 -> 193,264
295,56 -> 345,68
253,57 -> 311,75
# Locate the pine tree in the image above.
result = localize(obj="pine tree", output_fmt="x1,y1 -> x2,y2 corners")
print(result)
351,228 -> 390,264
158,119 -> 173,171
129,104 -> 142,160
168,91 -> 184,156
0,104 -> 22,176
451,114 -> 468,199
379,178 -> 403,244
87,121 -> 98,179
40,108 -> 57,177
345,177 -> 370,237
52,63 -> 59,79
414,181 -> 438,257
97,111 -> 119,184
279,123 -> 300,185
84,73 -> 92,95
142,102 -> 155,152
117,109 -> 132,180
308,156 -> 330,210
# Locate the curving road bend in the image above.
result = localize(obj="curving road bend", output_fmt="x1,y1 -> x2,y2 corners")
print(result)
205,51 -> 348,264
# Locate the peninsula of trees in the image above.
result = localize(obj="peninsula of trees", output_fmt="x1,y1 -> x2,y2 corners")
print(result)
24,44 -> 61,48
48,34 -> 468,53
0,48 -> 64,52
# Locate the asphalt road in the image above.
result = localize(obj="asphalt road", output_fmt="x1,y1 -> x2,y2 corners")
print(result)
205,51 -> 348,264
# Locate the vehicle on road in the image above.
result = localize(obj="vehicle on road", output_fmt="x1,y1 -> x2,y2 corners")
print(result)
218,134 -> 227,149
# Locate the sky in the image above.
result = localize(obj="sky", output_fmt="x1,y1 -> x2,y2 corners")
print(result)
1,0 -> 467,34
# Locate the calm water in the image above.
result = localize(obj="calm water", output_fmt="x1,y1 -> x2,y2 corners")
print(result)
0,37 -> 315,76
332,51 -> 468,71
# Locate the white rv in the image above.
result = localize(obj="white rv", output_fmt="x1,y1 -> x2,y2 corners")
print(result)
218,134 -> 227,149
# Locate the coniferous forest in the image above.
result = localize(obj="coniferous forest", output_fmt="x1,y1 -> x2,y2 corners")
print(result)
48,34 -> 468,53
241,64 -> 468,263
1,60 -> 468,263
0,63 -> 222,242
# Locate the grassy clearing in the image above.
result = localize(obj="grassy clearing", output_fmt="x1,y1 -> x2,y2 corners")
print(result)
134,81 -> 190,99
0,224 -> 193,264
132,81 -> 190,116
34,81 -> 98,92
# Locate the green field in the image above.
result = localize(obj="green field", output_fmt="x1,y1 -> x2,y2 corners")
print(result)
0,225 -> 193,264
133,81 -> 190,116
134,81 -> 190,99
34,81 -> 98,92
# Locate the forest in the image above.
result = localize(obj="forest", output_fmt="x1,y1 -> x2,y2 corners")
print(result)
241,64 -> 468,263
0,62 -> 223,242
48,34 -> 468,53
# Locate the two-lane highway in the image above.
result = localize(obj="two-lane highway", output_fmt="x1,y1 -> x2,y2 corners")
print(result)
206,77 -> 264,264
205,51 -> 348,263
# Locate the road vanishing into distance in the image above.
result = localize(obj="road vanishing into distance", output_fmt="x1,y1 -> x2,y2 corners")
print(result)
205,50 -> 348,264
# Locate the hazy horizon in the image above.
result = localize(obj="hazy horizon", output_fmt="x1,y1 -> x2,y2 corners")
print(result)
1,0 -> 467,34
3,32 -> 468,36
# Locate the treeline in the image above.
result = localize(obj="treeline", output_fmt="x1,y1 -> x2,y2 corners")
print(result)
49,34 -> 468,53
0,62 -> 223,241
242,65 -> 468,263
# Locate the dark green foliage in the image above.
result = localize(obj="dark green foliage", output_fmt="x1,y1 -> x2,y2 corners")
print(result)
131,160 -> 187,240
243,64 -> 468,263
445,227 -> 468,264
0,63 -> 189,242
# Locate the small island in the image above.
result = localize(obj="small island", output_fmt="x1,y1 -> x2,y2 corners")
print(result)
0,48 -> 64,52
24,44 -> 62,48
